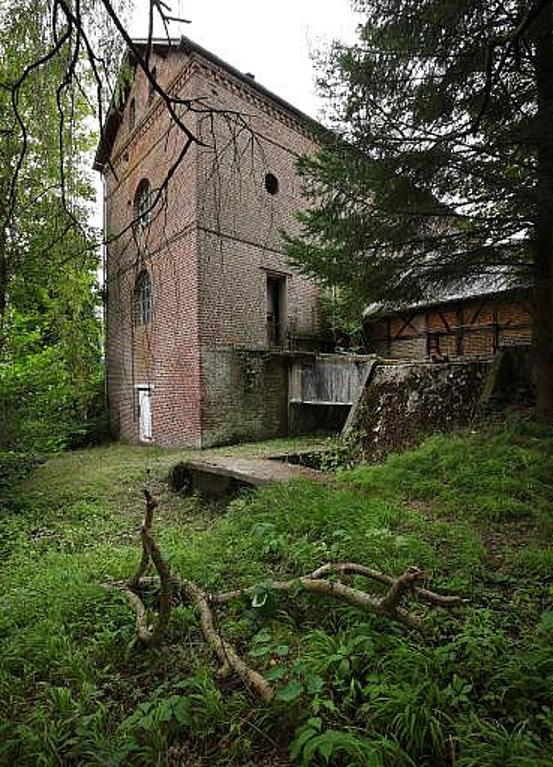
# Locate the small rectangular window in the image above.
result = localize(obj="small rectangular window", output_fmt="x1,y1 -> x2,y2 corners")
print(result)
267,275 -> 286,346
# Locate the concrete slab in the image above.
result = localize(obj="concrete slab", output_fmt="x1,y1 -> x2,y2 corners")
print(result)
171,455 -> 325,499
187,456 -> 323,486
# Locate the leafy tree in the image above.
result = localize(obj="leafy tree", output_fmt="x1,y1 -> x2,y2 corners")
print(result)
0,2 -> 103,450
287,0 -> 553,422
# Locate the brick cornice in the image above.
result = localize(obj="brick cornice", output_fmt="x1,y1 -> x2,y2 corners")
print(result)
107,51 -> 316,174
109,60 -> 196,173
191,58 -> 315,140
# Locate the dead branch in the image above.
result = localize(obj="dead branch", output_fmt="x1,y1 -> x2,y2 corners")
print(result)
180,579 -> 274,703
211,575 -> 424,630
113,582 -> 154,644
108,496 -> 463,702
128,488 -> 158,588
307,562 -> 463,608
122,489 -> 172,647
140,489 -> 172,647
379,566 -> 425,612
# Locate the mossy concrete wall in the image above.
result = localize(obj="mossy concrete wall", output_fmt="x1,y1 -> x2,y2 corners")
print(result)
347,360 -> 491,461
200,348 -> 288,447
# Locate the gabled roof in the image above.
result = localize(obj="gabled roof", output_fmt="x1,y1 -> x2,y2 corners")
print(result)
94,35 -> 320,171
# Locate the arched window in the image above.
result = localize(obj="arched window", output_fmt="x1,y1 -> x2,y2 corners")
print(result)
134,178 -> 151,230
129,97 -> 136,132
264,172 -> 279,195
134,270 -> 152,326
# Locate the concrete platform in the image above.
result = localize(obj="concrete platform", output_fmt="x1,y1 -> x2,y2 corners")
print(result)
170,455 -> 324,499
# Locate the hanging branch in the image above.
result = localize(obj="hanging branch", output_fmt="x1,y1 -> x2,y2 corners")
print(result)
0,0 -> 262,279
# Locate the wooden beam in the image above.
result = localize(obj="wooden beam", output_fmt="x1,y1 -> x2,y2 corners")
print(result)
455,304 -> 464,356
394,312 -> 419,338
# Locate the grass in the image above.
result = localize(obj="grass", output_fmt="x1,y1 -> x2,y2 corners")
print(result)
1,421 -> 552,766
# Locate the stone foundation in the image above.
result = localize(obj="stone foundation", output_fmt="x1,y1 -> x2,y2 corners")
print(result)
199,348 -> 289,447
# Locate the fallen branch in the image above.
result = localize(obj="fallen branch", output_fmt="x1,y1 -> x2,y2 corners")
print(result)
379,566 -> 426,612
114,489 -> 172,647
128,488 -> 158,589
307,562 -> 464,608
310,562 -> 463,608
112,582 -> 155,644
212,575 -> 423,629
180,579 -> 274,702
108,493 -> 464,702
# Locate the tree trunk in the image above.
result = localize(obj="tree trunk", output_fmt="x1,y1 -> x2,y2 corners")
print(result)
0,246 -> 6,319
0,228 -> 7,352
532,2 -> 553,424
534,243 -> 553,424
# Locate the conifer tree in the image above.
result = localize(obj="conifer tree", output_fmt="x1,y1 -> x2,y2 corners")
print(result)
287,0 -> 553,422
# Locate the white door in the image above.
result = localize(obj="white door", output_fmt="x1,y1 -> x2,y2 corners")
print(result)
138,388 -> 152,442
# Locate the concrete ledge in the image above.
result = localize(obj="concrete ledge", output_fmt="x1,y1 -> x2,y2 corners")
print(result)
169,455 -> 324,499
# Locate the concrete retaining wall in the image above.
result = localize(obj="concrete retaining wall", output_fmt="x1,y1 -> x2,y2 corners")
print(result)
347,360 -> 491,461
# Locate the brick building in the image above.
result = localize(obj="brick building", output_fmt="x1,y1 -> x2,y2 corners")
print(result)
364,285 -> 533,360
95,36 -> 323,447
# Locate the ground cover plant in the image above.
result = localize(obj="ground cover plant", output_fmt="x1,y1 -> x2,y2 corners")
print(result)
1,421 -> 552,766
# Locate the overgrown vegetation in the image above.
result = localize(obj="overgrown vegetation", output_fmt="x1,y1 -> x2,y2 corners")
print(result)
0,2 -> 104,453
287,0 -> 553,422
1,421 -> 552,765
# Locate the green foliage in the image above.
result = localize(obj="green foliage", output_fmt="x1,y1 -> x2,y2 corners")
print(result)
290,719 -> 405,766
512,546 -> 553,577
0,331 -> 104,452
0,2 -> 104,452
1,422 -> 553,764
0,450 -> 43,494
345,420 -> 553,529
318,431 -> 361,471
319,287 -> 366,351
286,1 -> 552,361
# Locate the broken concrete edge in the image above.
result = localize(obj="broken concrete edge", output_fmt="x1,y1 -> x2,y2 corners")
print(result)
345,356 -> 510,437
178,460 -> 269,487
342,358 -> 378,436
345,358 -> 492,462
342,350 -> 535,463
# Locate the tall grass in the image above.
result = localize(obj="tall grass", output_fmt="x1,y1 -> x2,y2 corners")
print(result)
1,420 -> 552,765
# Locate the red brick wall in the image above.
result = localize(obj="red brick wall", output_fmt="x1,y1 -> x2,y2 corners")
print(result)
192,60 -> 321,349
103,45 -> 322,446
